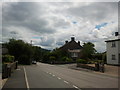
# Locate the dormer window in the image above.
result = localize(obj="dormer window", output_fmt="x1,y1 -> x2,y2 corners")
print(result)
111,41 -> 116,47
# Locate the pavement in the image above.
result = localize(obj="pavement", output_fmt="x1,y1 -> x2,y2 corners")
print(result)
57,63 -> 119,77
2,66 -> 27,89
1,62 -> 119,89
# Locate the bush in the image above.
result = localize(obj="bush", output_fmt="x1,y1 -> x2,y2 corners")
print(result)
61,57 -> 67,62
49,56 -> 56,62
61,57 -> 72,62
76,59 -> 88,64
66,58 -> 73,62
2,55 -> 14,63
94,60 -> 104,63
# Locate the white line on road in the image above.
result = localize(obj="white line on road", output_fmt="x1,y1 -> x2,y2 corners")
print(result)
73,85 -> 79,89
23,66 -> 30,90
49,73 -> 52,74
52,75 -> 55,77
57,77 -> 61,80
64,80 -> 69,84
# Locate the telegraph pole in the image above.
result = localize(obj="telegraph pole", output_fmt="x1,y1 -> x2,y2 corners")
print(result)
30,40 -> 32,45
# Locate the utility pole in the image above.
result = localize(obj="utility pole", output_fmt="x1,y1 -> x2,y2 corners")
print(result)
31,40 -> 32,45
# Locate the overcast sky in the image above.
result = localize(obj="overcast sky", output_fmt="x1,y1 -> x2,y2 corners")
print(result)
2,1 -> 118,52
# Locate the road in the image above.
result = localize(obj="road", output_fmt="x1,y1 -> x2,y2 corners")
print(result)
24,62 -> 118,89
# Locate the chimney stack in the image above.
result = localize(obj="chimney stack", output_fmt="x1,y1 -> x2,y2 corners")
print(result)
78,41 -> 80,45
115,32 -> 119,36
71,37 -> 75,41
65,41 -> 68,44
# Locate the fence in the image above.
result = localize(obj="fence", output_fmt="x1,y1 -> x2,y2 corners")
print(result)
2,61 -> 18,79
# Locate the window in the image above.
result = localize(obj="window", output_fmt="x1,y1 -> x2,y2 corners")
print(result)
71,52 -> 78,57
111,41 -> 116,47
112,55 -> 116,60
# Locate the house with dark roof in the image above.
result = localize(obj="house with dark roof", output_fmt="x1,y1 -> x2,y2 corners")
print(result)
59,37 -> 83,60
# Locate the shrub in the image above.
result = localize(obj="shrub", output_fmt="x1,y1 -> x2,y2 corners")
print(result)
61,57 -> 67,62
2,55 -> 14,63
49,56 -> 56,62
76,59 -> 88,64
66,58 -> 73,62
94,60 -> 104,63
61,57 -> 73,62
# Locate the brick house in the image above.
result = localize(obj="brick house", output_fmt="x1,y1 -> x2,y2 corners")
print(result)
59,37 -> 83,60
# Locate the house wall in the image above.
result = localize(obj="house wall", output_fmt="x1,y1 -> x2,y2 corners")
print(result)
106,41 -> 119,65
118,40 -> 120,65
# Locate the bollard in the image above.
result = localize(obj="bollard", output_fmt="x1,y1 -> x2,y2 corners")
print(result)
95,62 -> 99,71
100,63 -> 104,73
15,61 -> 18,69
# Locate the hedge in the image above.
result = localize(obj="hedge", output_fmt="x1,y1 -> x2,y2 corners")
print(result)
76,59 -> 88,64
2,55 -> 14,63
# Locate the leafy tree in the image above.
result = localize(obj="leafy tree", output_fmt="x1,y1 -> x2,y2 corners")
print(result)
32,46 -> 41,62
81,42 -> 96,60
5,39 -> 33,64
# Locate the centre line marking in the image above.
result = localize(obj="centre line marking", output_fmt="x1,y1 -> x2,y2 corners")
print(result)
73,85 -> 79,89
52,75 -> 55,76
64,80 -> 69,84
57,77 -> 61,80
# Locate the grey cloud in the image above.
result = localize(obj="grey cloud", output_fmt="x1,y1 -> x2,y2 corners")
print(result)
40,38 -> 55,47
53,18 -> 70,28
67,2 -> 118,22
56,41 -> 64,46
2,2 -> 117,52
3,2 -> 56,35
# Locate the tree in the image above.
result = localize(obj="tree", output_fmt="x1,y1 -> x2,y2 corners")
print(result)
81,42 -> 96,60
32,46 -> 41,62
6,39 -> 33,64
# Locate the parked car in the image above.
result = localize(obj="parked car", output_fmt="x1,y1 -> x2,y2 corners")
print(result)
32,61 -> 37,64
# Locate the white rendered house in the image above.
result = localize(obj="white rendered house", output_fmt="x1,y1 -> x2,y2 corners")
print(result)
105,32 -> 120,65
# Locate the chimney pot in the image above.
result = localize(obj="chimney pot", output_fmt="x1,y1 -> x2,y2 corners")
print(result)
71,37 -> 75,41
115,32 -> 119,36
78,41 -> 80,45
65,41 -> 68,44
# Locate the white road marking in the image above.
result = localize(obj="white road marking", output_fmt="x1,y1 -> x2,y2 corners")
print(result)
57,77 -> 61,80
73,85 -> 79,89
49,73 -> 52,74
16,69 -> 21,70
64,80 -> 69,84
52,75 -> 55,77
23,66 -> 30,90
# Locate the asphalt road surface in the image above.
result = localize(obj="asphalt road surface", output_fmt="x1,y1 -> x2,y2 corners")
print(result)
25,64 -> 78,89
24,62 -> 118,89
